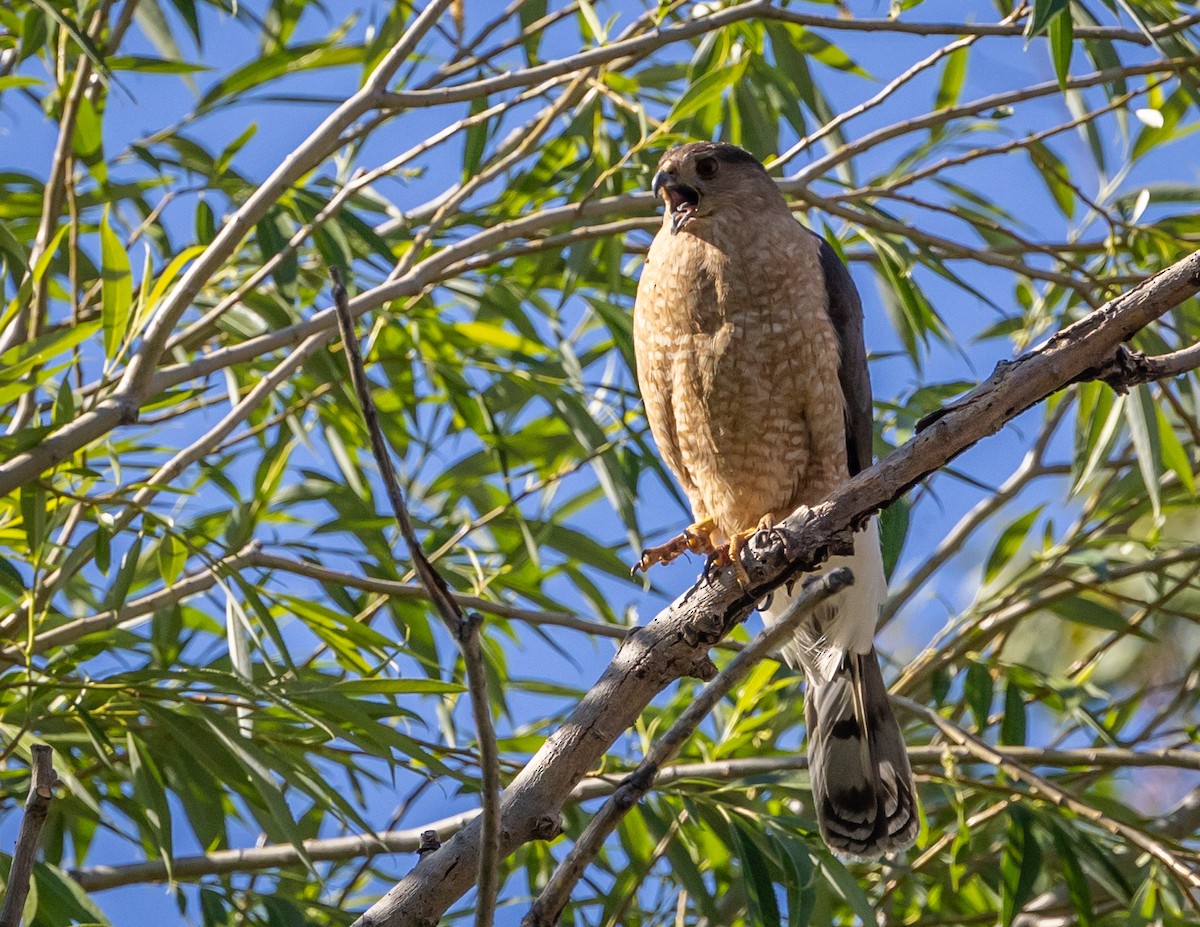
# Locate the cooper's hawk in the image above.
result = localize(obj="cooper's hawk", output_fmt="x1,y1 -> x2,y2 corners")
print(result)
632,141 -> 917,858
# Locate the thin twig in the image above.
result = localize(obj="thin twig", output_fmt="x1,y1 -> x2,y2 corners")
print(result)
880,399 -> 1070,627
65,740 -> 1200,892
895,696 -> 1200,908
0,745 -> 58,927
521,568 -> 853,927
328,267 -> 502,927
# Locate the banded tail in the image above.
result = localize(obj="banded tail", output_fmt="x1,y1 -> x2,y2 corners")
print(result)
761,519 -> 918,858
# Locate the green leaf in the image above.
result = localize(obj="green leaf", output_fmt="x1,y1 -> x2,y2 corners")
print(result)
127,732 -> 174,874
1025,0 -> 1069,38
965,661 -> 994,733
985,506 -> 1043,584
197,42 -> 364,111
1049,824 -> 1095,927
1001,807 -> 1042,925
20,483 -> 46,553
1124,384 -> 1161,519
100,207 -> 133,361
880,497 -> 909,580
29,862 -> 113,927
105,534 -> 143,612
935,47 -> 968,111
71,96 -> 106,184
335,678 -> 465,695
1157,404 -> 1195,494
1048,10 -> 1073,86
157,532 -> 187,585
1046,595 -> 1150,637
668,58 -> 748,126
730,823 -> 782,927
1000,679 -> 1026,746
27,0 -> 113,80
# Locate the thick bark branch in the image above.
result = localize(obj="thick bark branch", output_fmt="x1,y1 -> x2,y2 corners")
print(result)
351,247 -> 1200,927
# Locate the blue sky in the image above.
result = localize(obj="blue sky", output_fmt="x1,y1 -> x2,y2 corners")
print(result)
2,1 -> 1197,923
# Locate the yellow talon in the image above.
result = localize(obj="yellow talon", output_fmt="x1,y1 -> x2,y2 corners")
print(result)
632,517 -> 719,575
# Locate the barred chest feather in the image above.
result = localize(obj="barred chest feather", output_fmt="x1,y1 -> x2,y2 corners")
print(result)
634,207 -> 850,538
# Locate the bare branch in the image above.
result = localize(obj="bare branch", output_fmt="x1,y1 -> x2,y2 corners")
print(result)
792,56 -> 1200,187
880,400 -> 1070,628
66,742 -> 1200,892
356,245 -> 1200,927
1084,341 -> 1200,391
895,696 -> 1200,908
329,268 -> 502,927
521,567 -> 842,927
0,745 -> 58,927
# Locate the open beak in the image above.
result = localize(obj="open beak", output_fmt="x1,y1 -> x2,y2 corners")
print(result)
652,171 -> 700,235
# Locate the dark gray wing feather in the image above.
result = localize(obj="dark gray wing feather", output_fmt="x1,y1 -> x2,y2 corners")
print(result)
818,238 -> 873,476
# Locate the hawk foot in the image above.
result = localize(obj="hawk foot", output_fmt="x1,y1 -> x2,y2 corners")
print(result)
709,514 -> 777,589
632,518 -> 719,576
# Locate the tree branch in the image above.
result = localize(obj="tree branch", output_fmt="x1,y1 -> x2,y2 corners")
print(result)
329,268 -> 502,927
67,740 -> 1200,892
63,740 -> 1200,892
0,745 -> 58,927
522,568 -> 852,927
353,246 -> 1200,927
896,696 -> 1200,910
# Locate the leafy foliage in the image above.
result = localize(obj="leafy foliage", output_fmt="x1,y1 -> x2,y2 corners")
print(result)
0,0 -> 1199,925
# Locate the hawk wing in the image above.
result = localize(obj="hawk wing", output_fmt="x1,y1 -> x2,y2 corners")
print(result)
818,237 -> 873,477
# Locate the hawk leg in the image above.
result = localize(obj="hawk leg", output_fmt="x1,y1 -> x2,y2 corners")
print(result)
632,518 -> 719,575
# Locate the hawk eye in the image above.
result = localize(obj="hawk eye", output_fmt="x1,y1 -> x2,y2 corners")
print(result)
695,156 -> 718,179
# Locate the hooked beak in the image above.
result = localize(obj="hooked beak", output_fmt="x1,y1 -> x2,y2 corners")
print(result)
652,170 -> 701,236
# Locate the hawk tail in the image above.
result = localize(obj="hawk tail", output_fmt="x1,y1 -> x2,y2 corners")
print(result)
804,648 -> 918,858
760,519 -> 918,858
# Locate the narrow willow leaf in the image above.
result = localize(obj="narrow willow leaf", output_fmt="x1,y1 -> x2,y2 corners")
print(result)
1001,807 -> 1043,925
30,862 -> 113,927
71,96 -> 106,184
1157,402 -> 1195,494
1072,386 -> 1124,494
984,505 -> 1043,584
1049,824 -> 1095,927
105,534 -> 143,611
335,678 -> 465,695
157,532 -> 187,584
730,823 -> 782,927
100,208 -> 133,361
1124,384 -> 1161,519
965,662 -> 994,733
1025,0 -> 1069,38
126,733 -> 174,875
1048,10 -> 1073,86
19,483 -> 45,553
1000,680 -> 1027,746
935,47 -> 968,111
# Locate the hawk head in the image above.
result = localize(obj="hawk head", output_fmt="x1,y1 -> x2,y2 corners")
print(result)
651,141 -> 776,235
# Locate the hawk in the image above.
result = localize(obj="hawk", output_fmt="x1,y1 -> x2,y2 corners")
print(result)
632,141 -> 918,858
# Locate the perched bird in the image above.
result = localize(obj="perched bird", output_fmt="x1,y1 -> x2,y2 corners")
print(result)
632,141 -> 917,858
